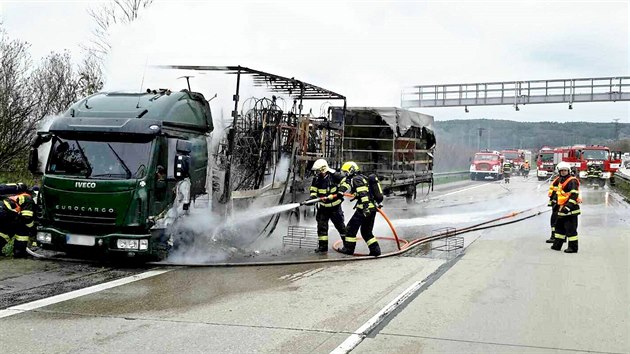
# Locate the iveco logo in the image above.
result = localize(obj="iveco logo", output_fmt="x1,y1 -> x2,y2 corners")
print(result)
56,205 -> 115,213
75,182 -> 97,188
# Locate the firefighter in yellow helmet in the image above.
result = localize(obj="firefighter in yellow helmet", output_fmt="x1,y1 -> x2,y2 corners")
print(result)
337,161 -> 382,256
551,162 -> 580,253
306,159 -> 346,253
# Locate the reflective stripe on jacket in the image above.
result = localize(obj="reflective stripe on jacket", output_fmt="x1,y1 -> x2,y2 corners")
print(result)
310,172 -> 343,208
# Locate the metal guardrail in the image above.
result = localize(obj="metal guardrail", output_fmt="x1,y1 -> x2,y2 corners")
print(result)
433,171 -> 469,177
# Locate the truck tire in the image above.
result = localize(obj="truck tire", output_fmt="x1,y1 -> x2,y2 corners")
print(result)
405,185 -> 415,204
538,176 -> 545,181
470,173 -> 476,181
598,179 -> 606,188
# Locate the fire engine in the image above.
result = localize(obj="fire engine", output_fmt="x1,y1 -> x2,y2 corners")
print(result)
536,147 -> 563,180
560,145 -> 622,187
500,149 -> 531,175
470,150 -> 504,181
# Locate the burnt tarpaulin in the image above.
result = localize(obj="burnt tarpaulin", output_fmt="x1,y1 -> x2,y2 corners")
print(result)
344,107 -> 434,137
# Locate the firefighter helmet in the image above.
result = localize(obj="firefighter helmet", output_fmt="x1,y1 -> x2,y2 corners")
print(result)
556,161 -> 571,171
312,159 -> 334,173
341,161 -> 359,175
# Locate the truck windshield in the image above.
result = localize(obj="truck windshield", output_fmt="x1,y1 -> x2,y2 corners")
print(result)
503,152 -> 519,160
475,154 -> 498,161
582,150 -> 609,160
47,138 -> 152,179
540,153 -> 553,162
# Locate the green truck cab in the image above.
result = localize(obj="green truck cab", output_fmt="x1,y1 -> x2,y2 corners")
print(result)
29,89 -> 212,260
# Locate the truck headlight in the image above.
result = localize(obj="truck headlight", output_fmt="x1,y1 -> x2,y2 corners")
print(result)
492,165 -> 499,171
117,239 -> 139,250
37,232 -> 52,243
579,171 -> 587,178
139,239 -> 148,250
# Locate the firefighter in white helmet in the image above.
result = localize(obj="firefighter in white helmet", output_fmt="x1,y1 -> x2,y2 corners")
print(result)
550,161 -> 581,253
306,159 -> 346,253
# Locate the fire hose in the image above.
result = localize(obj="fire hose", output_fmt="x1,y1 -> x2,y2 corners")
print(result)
26,201 -> 550,267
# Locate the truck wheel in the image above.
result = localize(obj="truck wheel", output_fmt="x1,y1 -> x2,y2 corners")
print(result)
598,179 -> 606,188
470,173 -> 476,181
538,176 -> 545,181
405,186 -> 415,204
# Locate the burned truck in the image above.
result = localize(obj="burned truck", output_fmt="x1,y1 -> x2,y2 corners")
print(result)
333,107 -> 435,203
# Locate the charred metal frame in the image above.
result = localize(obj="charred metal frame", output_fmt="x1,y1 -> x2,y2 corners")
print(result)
157,65 -> 346,205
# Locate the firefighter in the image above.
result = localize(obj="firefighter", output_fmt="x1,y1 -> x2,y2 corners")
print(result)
0,183 -> 35,258
337,161 -> 382,257
522,161 -> 530,179
551,162 -> 580,253
546,172 -> 561,243
0,197 -> 18,256
503,162 -> 512,183
306,158 -> 346,253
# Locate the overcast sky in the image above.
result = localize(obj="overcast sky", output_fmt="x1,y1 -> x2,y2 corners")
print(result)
1,0 -> 628,123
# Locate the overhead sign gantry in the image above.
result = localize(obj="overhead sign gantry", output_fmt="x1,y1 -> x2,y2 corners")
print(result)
401,76 -> 630,111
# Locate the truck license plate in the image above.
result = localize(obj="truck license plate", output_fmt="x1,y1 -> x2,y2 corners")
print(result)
66,234 -> 96,246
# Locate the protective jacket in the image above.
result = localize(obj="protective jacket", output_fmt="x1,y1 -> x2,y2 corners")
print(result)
556,176 -> 581,216
8,193 -> 36,243
309,172 -> 344,208
0,198 -> 19,243
338,174 -> 375,211
547,176 -> 560,206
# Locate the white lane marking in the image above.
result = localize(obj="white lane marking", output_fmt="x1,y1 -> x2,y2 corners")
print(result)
0,269 -> 171,319
426,181 -> 494,201
330,279 -> 427,354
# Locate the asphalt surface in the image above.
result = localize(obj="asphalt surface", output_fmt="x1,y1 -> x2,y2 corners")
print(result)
0,176 -> 628,353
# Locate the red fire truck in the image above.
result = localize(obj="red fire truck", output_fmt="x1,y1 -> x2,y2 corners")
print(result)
560,145 -> 622,187
470,150 -> 504,181
501,149 -> 531,175
536,147 -> 563,180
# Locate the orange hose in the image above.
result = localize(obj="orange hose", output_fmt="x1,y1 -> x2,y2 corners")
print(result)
332,194 -> 407,256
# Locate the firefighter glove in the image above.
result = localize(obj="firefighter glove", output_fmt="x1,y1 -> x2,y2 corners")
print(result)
376,203 -> 383,209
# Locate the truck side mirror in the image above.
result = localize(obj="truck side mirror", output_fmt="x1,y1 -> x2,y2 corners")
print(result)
28,148 -> 42,175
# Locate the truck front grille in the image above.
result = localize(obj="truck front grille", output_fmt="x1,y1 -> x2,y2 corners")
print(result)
476,163 -> 491,171
53,212 -> 117,226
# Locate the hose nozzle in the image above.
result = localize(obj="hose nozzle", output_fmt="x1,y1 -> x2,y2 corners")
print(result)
300,197 -> 323,206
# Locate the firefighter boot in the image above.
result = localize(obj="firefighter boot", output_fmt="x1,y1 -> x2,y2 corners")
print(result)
338,244 -> 355,255
13,240 -> 28,258
564,240 -> 578,253
545,231 -> 555,243
314,240 -> 328,253
550,237 -> 563,251
368,242 -> 381,257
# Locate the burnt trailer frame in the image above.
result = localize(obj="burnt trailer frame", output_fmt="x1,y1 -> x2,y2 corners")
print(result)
333,107 -> 436,203
156,65 -> 347,207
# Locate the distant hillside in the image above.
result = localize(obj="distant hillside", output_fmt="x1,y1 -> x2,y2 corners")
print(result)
432,119 -> 630,172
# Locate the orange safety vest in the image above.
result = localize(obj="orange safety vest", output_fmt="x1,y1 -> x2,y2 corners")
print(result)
547,177 -> 560,197
8,193 -> 31,213
557,176 -> 580,206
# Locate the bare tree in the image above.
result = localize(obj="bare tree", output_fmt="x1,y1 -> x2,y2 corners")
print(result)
31,51 -> 79,119
85,0 -> 155,61
0,29 -> 37,169
76,52 -> 104,97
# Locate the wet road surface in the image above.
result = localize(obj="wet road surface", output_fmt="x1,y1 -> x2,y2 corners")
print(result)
0,176 -> 628,353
